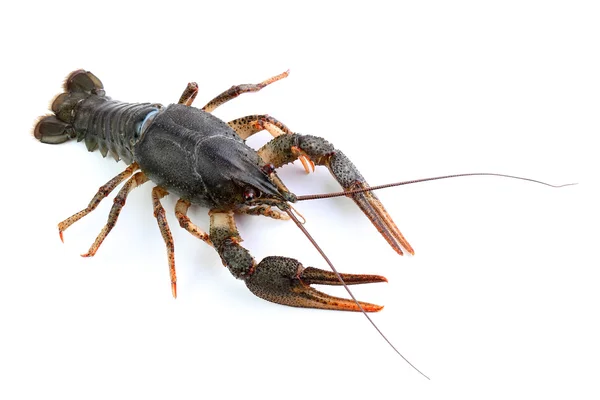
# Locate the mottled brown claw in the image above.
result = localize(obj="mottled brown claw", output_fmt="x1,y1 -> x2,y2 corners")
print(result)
347,181 -> 414,256
327,151 -> 414,256
281,135 -> 414,255
245,256 -> 386,312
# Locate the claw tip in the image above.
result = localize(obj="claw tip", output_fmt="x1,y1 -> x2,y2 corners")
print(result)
171,282 -> 177,299
365,304 -> 384,312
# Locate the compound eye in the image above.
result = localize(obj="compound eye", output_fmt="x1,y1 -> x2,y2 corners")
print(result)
243,187 -> 258,202
261,163 -> 275,175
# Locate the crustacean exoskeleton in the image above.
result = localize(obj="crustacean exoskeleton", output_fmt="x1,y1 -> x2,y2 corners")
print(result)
34,69 -> 414,309
34,70 -> 571,378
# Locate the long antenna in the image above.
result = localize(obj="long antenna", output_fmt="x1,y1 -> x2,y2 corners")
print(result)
285,208 -> 430,380
296,173 -> 576,201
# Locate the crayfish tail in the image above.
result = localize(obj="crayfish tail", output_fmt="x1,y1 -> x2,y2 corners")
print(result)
63,69 -> 105,95
33,69 -> 105,145
33,115 -> 75,144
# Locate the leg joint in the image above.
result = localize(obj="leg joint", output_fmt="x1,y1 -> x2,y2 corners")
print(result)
218,239 -> 256,280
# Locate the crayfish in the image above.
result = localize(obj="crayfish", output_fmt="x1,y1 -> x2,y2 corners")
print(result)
35,70 -> 567,378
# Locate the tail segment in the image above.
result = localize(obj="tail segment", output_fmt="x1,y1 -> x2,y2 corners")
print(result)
34,70 -> 105,144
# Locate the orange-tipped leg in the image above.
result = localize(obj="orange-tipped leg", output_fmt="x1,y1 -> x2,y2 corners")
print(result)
81,172 -> 148,257
152,186 -> 177,299
246,257 -> 386,312
58,163 -> 139,243
202,70 -> 289,113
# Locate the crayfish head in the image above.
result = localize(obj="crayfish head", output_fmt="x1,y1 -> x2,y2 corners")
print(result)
235,162 -> 297,210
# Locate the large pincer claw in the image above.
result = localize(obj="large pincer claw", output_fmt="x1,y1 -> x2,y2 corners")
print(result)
327,150 -> 414,256
259,133 -> 414,255
245,256 -> 386,312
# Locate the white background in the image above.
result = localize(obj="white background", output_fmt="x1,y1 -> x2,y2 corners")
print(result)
1,1 -> 599,399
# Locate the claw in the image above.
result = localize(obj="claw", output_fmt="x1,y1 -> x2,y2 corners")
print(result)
259,133 -> 414,255
245,256 -> 386,312
326,151 -> 413,255
293,134 -> 413,255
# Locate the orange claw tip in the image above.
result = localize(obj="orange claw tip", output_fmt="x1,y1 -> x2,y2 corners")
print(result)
392,245 -> 414,256
393,247 -> 405,256
401,239 -> 415,256
365,304 -> 384,312
59,230 -> 64,243
171,282 -> 177,299
299,156 -> 311,174
338,301 -> 384,312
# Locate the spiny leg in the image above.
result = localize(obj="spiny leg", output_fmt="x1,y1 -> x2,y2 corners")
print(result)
58,162 -> 139,241
174,199 -> 212,246
202,70 -> 289,113
152,187 -> 177,298
208,210 -> 385,311
81,172 -> 148,257
258,134 -> 414,256
178,82 -> 199,106
228,114 -> 293,139
227,114 -> 314,173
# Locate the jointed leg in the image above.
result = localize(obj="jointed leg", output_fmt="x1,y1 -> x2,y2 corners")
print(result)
227,114 -> 293,140
178,82 -> 199,106
152,187 -> 177,298
228,114 -> 314,173
258,134 -> 414,256
208,209 -> 385,311
58,163 -> 139,241
235,204 -> 290,220
202,70 -> 289,113
175,199 -> 212,246
81,171 -> 148,257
